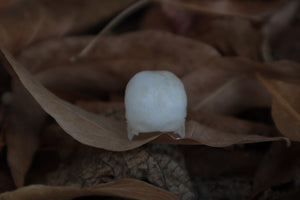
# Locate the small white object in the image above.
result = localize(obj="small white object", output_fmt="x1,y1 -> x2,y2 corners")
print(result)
125,70 -> 187,140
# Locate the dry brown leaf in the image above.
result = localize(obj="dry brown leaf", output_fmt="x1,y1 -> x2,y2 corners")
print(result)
145,1 -> 299,60
250,142 -> 300,199
262,0 -> 299,61
17,30 -> 220,74
76,101 -> 125,120
47,144 -> 195,199
199,18 -> 262,60
189,111 -> 277,137
0,45 -> 160,151
183,58 -> 300,114
5,80 -> 47,187
0,179 -> 179,200
15,30 -> 222,103
0,38 -> 289,152
258,75 -> 300,141
262,0 -> 299,41
160,1 -> 194,34
142,7 -> 263,59
36,65 -> 125,95
15,31 -> 221,101
181,121 -> 289,147
20,34 -> 300,118
72,100 -> 288,147
186,75 -> 270,114
0,0 -> 135,53
208,57 -> 300,80
156,0 -> 289,21
151,121 -> 288,147
76,100 -> 278,138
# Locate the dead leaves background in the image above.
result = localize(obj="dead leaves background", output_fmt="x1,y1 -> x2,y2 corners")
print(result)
0,0 -> 299,199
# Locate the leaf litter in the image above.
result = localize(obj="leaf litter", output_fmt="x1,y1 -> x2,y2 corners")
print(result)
0,0 -> 299,199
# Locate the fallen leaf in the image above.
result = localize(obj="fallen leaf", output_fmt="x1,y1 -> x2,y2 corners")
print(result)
143,7 -> 263,59
179,120 -> 289,147
14,31 -> 221,102
261,0 -> 299,61
47,144 -> 195,199
0,0 -> 135,53
262,0 -> 299,41
200,18 -> 262,60
250,142 -> 300,199
0,46 -> 290,153
155,0 -> 289,21
17,34 -> 300,120
186,75 -> 270,114
76,100 -> 125,121
0,179 -> 179,200
258,75 -> 300,141
0,45 -> 160,151
145,0 -> 299,60
17,30 -> 220,74
5,80 -> 47,187
73,100 -> 289,147
0,1 -> 298,199
76,100 -> 278,138
189,111 -> 277,137
183,57 -> 300,114
161,1 -> 194,34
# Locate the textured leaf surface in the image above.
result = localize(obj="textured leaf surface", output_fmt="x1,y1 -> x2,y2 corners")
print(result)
0,179 -> 178,200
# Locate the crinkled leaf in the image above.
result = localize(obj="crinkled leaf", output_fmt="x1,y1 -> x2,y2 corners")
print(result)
46,144 -> 195,199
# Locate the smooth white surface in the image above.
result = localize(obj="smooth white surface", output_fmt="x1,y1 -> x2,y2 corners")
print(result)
125,71 -> 187,140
